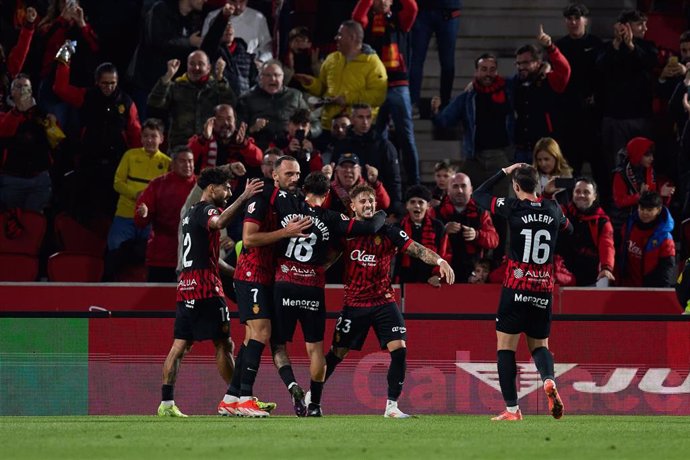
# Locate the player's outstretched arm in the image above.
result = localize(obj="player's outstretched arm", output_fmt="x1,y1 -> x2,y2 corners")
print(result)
243,216 -> 312,248
405,241 -> 455,284
210,179 -> 263,230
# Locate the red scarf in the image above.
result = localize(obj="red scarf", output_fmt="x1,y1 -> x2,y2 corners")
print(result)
473,75 -> 507,104
400,214 -> 437,268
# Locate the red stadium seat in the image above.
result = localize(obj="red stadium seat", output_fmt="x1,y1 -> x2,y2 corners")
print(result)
47,251 -> 104,282
0,254 -> 39,281
53,213 -> 108,256
0,209 -> 46,255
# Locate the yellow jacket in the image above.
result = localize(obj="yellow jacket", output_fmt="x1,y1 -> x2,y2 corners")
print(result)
114,148 -> 171,217
303,45 -> 388,127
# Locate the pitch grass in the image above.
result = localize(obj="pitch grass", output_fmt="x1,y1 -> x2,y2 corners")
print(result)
1,415 -> 688,460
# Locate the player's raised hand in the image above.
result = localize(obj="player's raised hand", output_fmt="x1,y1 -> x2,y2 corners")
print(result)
502,163 -> 530,175
283,216 -> 312,238
439,260 -> 455,285
537,24 -> 552,48
239,178 -> 263,201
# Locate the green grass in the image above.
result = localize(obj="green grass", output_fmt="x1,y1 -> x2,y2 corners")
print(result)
1,415 -> 687,460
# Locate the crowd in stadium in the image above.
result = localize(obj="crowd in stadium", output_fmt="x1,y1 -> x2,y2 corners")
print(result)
0,0 -> 689,292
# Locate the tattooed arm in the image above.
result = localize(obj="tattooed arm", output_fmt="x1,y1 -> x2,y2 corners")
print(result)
404,241 -> 455,284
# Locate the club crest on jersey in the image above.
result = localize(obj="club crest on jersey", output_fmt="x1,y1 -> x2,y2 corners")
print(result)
208,208 -> 219,216
253,304 -> 260,314
374,235 -> 382,245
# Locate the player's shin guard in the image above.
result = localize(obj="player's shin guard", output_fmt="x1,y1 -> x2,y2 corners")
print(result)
531,346 -> 555,382
240,339 -> 265,397
226,343 -> 245,397
497,350 -> 518,406
324,351 -> 343,382
387,347 -> 407,401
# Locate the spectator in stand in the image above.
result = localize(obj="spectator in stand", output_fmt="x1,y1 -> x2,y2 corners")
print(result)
435,172 -> 499,283
128,0 -> 206,119
34,0 -> 100,129
237,59 -> 316,150
1,7 -> 37,112
612,137 -> 675,239
324,152 -> 390,217
0,74 -> 53,212
618,191 -> 675,288
201,0 -> 273,63
188,104 -> 263,176
663,31 -> 690,131
260,148 -> 281,179
431,53 -> 513,195
596,10 -> 658,204
554,3 -> 603,180
107,118 -> 171,260
135,146 -> 197,282
429,160 -> 456,208
53,50 -> 141,218
294,20 -> 388,132
332,104 -> 403,218
468,258 -> 491,284
283,27 -> 320,91
200,2 -> 258,97
274,108 -> 323,184
558,177 -> 616,287
317,113 -> 351,166
353,0 -> 421,185
147,50 -> 237,150
395,185 -> 449,286
408,0 -> 461,111
511,26 -> 571,164
532,137 -> 573,205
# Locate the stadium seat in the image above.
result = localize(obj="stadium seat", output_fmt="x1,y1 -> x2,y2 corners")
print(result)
47,251 -> 105,282
0,254 -> 39,281
0,209 -> 47,256
53,213 -> 108,256
113,263 -> 147,283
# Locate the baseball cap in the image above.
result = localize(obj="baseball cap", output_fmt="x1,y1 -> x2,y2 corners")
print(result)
337,152 -> 360,166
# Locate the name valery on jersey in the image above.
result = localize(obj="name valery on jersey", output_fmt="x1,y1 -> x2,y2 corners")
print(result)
521,213 -> 554,225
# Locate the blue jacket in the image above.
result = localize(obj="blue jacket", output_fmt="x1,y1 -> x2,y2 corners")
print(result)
431,82 -> 514,159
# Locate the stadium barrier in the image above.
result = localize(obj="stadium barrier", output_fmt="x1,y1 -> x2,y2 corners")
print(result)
1,283 -> 687,416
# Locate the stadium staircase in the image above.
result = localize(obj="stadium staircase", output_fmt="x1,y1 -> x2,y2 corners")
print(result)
414,0 -> 634,184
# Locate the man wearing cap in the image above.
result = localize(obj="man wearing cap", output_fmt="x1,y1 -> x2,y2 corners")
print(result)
554,4 -> 603,181
324,152 -> 391,216
332,104 -> 404,218
396,185 -> 449,286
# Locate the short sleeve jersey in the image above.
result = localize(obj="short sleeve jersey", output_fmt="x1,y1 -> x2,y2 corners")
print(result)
342,224 -> 412,307
176,202 -> 225,301
234,185 -> 279,285
273,189 -> 361,287
487,196 -> 569,292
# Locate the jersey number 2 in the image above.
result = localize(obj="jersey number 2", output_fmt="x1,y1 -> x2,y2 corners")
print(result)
182,232 -> 193,268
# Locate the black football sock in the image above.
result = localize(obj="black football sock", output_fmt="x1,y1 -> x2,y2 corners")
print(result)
226,343 -> 245,397
387,348 -> 407,401
240,339 -> 265,397
278,365 -> 297,390
531,346 -> 555,382
161,384 -> 174,402
497,350 -> 518,407
309,380 -> 324,407
324,351 -> 343,382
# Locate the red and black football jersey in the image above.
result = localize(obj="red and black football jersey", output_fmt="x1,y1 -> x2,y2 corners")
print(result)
273,189 -> 385,287
342,224 -> 412,307
176,201 -> 225,301
482,194 -> 569,293
234,184 -> 279,286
